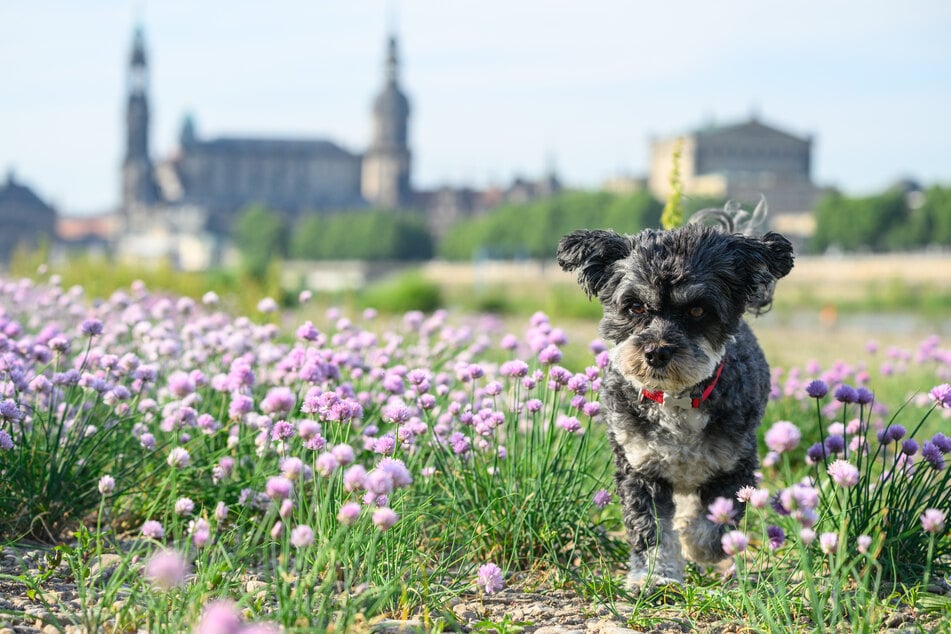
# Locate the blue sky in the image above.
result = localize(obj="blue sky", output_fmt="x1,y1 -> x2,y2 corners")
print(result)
2,1 -> 949,215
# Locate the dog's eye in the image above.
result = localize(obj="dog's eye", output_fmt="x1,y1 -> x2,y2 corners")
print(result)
688,306 -> 705,319
628,302 -> 647,316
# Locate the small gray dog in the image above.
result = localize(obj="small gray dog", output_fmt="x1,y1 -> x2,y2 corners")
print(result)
557,219 -> 794,588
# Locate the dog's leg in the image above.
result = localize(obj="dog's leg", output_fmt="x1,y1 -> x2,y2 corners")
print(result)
678,465 -> 756,565
613,449 -> 683,588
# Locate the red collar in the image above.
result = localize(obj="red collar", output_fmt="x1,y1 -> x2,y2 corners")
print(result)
639,362 -> 724,409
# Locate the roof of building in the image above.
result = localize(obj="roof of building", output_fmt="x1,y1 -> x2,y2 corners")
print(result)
183,137 -> 360,161
0,170 -> 57,216
694,116 -> 811,144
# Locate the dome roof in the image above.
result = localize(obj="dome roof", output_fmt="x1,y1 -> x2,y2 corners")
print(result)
374,83 -> 409,116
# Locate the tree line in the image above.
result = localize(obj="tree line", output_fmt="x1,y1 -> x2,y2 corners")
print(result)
810,184 -> 951,253
231,184 -> 951,276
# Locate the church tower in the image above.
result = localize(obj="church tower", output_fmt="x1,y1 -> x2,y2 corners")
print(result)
122,26 -> 158,210
361,36 -> 411,209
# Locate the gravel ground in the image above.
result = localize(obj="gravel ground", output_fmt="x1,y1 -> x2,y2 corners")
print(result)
2,542 -> 949,633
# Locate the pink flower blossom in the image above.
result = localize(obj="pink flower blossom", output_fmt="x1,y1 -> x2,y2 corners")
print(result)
721,530 -> 749,556
819,532 -> 838,555
764,420 -> 802,453
827,459 -> 860,487
290,525 -> 314,548
372,507 -> 399,531
476,563 -> 504,594
706,497 -> 736,525
338,502 -> 361,525
921,508 -> 946,534
144,548 -> 188,589
195,600 -> 243,634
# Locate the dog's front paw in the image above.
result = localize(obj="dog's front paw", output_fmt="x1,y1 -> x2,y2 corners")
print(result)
625,565 -> 683,592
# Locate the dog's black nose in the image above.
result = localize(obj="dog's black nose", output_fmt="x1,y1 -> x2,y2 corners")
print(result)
644,344 -> 675,368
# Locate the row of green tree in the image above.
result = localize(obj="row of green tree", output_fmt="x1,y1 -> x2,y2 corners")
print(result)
810,184 -> 951,253
231,184 -> 951,276
232,205 -> 433,278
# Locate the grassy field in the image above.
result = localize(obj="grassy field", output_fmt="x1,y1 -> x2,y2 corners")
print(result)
1,254 -> 949,632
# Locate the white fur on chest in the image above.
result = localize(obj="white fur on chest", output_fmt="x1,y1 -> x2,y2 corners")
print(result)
611,412 -> 738,493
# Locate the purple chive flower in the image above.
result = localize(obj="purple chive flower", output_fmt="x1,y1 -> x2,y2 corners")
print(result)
215,502 -> 229,522
195,600 -> 243,634
141,520 -> 165,539
315,452 -> 339,477
525,398 -> 543,413
766,525 -> 786,550
537,344 -> 562,364
855,387 -> 874,405
806,442 -> 826,464
449,432 -> 471,455
144,548 -> 189,590
331,443 -> 356,466
901,439 -> 919,456
378,458 -> 413,488
819,532 -> 839,555
921,509 -> 946,534
372,507 -> 399,531
279,499 -> 293,519
0,399 -> 23,423
556,415 -> 583,434
98,475 -> 116,496
0,430 -> 14,450
338,502 -> 362,525
190,518 -> 211,548
257,297 -> 278,313
824,435 -> 845,455
175,497 -> 195,516
582,401 -> 601,417
932,433 -> 951,454
764,421 -> 802,454
800,528 -> 817,545
593,489 -> 612,508
877,424 -> 907,444
921,442 -> 945,470
706,497 -> 737,525
930,384 -> 951,409
500,360 -> 529,378
827,459 -> 860,488
265,476 -> 293,501
166,447 -> 191,469
476,563 -> 505,594
857,535 -> 873,554
290,525 -> 315,548
296,320 -> 321,341
261,387 -> 296,416
373,434 -> 396,455
721,530 -> 749,556
805,380 -> 829,399
80,318 -> 104,336
834,384 -> 858,404
343,465 -> 367,492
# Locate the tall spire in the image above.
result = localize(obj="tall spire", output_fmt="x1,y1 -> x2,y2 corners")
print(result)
385,36 -> 399,84
362,33 -> 412,209
122,24 -> 158,208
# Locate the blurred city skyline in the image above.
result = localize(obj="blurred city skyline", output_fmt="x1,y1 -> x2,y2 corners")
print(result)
2,0 -> 950,215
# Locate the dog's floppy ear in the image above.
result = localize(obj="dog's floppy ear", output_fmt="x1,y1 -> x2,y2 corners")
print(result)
556,229 -> 632,299
739,231 -> 795,315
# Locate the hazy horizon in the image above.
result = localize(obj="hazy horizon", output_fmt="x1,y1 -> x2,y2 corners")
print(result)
2,1 -> 949,215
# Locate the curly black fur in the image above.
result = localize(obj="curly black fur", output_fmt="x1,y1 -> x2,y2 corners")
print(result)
557,222 -> 794,587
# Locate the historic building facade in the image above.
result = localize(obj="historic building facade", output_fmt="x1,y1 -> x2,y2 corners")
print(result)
121,28 -> 411,236
0,170 -> 57,262
649,117 -> 821,235
116,26 -> 560,265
